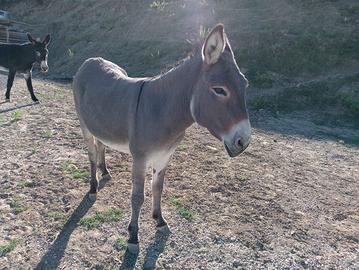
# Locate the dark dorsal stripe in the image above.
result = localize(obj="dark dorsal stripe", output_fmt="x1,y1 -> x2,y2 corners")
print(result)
135,80 -> 146,116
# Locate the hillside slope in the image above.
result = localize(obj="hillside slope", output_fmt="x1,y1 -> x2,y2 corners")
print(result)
2,0 -> 359,124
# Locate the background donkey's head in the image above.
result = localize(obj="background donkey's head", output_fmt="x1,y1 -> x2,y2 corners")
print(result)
190,24 -> 251,157
27,33 -> 51,72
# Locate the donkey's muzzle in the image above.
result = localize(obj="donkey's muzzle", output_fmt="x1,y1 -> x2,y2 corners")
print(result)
222,119 -> 251,157
40,61 -> 49,73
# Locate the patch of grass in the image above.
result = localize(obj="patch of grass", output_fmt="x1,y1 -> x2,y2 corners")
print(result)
40,130 -> 54,138
149,0 -> 167,10
9,199 -> 29,215
251,72 -> 275,89
10,111 -> 23,121
0,239 -> 18,257
17,180 -> 37,188
340,94 -> 359,115
251,96 -> 277,111
63,161 -> 90,179
171,198 -> 194,221
115,236 -> 127,252
80,208 -> 123,230
199,25 -> 211,40
143,48 -> 161,66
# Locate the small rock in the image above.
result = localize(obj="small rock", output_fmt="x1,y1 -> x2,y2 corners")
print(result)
233,260 -> 241,268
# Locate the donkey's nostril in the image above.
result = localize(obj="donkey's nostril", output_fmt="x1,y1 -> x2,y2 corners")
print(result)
236,138 -> 243,149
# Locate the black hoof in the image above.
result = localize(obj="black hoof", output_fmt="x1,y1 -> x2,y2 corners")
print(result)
88,193 -> 97,201
127,242 -> 139,254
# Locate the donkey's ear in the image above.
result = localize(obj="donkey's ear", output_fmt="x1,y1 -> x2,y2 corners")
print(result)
202,24 -> 226,65
43,34 -> 51,45
27,33 -> 36,44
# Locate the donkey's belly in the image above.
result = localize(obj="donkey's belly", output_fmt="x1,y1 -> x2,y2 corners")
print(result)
99,138 -> 130,154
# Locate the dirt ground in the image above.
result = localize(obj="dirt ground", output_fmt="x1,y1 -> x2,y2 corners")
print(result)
0,75 -> 358,270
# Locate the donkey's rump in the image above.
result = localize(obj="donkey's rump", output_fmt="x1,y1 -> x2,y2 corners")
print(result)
73,57 -> 143,145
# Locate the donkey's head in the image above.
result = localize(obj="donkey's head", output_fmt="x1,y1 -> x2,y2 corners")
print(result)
190,24 -> 251,157
27,33 -> 51,72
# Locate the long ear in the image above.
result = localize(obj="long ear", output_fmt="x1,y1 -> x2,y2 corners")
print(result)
43,34 -> 51,45
202,24 -> 226,65
27,33 -> 36,44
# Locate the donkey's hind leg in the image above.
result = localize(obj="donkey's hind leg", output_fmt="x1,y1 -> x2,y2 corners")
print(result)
81,127 -> 98,201
95,140 -> 111,180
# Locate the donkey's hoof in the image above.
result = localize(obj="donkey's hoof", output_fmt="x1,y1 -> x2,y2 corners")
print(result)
127,242 -> 139,254
33,100 -> 40,104
5,98 -> 10,102
88,193 -> 97,201
101,173 -> 112,181
157,224 -> 171,233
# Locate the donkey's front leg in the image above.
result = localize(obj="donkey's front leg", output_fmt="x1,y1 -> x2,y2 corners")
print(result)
24,71 -> 39,102
127,158 -> 146,253
5,69 -> 16,102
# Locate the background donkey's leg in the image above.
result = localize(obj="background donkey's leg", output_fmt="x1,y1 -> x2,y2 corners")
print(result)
95,139 -> 110,179
127,157 -> 146,253
81,128 -> 98,201
152,158 -> 171,231
24,71 -> 38,102
5,69 -> 16,101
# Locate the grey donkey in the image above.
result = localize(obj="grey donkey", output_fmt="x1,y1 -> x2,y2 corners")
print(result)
73,24 -> 251,253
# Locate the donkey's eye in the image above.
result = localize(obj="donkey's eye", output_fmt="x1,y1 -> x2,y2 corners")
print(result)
211,87 -> 228,97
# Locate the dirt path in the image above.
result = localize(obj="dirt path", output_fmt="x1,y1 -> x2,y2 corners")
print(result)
0,75 -> 358,269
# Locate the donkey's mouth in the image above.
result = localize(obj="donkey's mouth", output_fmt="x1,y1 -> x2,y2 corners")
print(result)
224,143 -> 238,157
224,142 -> 246,157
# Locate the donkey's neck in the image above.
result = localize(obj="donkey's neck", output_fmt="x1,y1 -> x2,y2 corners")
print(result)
147,55 -> 202,132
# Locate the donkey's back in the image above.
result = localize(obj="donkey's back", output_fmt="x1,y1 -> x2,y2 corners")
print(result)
73,57 -> 144,147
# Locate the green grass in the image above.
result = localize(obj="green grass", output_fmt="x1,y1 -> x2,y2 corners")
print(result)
40,130 -> 54,138
80,208 -> 123,230
63,161 -> 90,179
0,240 -> 18,257
149,0 -> 167,10
10,111 -> 23,121
9,199 -> 29,215
171,198 -> 194,221
115,236 -> 127,252
17,180 -> 37,188
340,94 -> 359,115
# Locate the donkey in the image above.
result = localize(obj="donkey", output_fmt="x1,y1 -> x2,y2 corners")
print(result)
73,24 -> 251,252
0,33 -> 51,102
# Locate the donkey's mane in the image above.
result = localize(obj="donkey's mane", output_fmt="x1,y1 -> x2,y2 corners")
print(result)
152,42 -> 202,81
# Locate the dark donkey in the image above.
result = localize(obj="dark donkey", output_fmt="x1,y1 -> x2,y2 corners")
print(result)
73,24 -> 251,252
0,33 -> 51,102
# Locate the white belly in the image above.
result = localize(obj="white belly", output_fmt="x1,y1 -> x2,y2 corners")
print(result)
100,139 -> 130,154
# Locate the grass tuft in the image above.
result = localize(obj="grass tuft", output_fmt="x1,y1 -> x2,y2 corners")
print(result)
10,111 -> 23,121
9,199 -> 29,215
40,130 -> 55,138
18,180 -> 37,188
0,240 -> 18,257
115,236 -> 127,252
149,0 -> 167,10
171,198 -> 194,221
80,208 -> 123,230
63,161 -> 89,179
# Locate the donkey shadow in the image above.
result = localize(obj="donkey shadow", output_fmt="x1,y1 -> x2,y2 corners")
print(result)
34,176 -> 111,270
119,228 -> 170,270
34,174 -> 169,270
0,101 -> 38,114
34,192 -> 95,270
